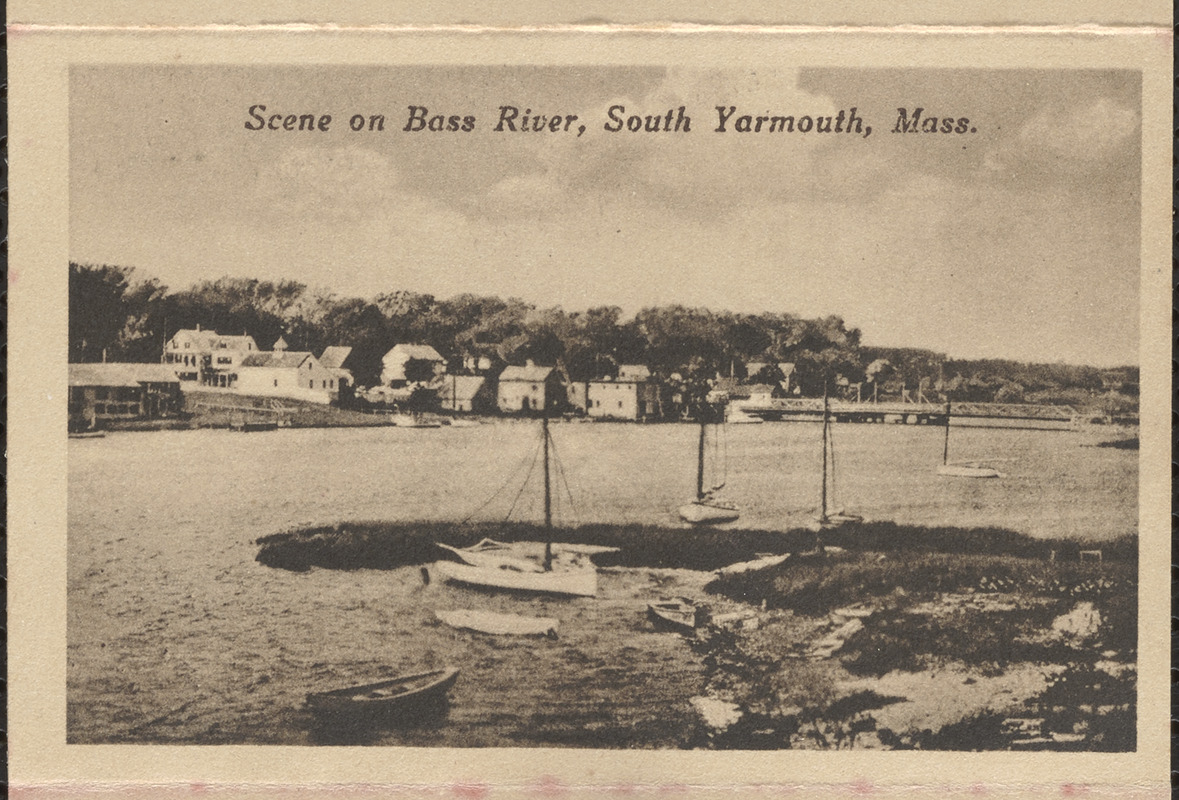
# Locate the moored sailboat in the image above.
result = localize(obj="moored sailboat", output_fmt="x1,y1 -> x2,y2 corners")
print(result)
678,415 -> 740,525
431,413 -> 598,597
937,400 -> 1002,478
813,390 -> 863,530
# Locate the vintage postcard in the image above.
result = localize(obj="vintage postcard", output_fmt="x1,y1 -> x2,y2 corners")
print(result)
7,5 -> 1172,798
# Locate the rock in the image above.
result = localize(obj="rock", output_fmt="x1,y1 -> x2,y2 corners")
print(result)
1051,602 -> 1101,642
691,696 -> 744,731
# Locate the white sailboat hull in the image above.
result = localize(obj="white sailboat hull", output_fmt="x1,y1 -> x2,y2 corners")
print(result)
679,499 -> 740,524
432,560 -> 598,597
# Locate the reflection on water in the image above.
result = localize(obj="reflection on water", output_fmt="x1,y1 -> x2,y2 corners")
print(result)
67,421 -> 1136,745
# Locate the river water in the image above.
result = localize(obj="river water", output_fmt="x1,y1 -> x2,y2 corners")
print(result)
67,420 -> 1136,745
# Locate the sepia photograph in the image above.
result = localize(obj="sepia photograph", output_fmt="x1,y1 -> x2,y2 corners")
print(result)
7,10 -> 1172,797
64,63 -> 1143,752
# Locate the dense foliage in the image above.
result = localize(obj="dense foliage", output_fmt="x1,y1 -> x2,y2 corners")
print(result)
69,262 -> 1137,412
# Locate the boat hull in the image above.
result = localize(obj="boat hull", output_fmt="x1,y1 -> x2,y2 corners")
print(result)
679,500 -> 740,524
647,600 -> 698,635
436,609 -> 559,637
433,560 -> 597,597
306,667 -> 459,724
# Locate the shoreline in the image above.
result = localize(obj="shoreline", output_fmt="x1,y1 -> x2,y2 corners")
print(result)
253,520 -> 1136,750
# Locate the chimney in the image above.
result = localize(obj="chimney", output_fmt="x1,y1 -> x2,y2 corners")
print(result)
196,323 -> 201,332
526,359 -> 535,368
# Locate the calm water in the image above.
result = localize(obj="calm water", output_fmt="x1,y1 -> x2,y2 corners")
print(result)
67,421 -> 1137,745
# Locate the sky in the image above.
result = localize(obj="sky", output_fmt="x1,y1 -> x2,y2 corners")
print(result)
70,66 -> 1141,366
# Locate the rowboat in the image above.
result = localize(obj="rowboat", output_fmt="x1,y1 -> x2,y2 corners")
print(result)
433,560 -> 597,597
305,667 -> 459,723
647,598 -> 700,635
436,609 -> 559,637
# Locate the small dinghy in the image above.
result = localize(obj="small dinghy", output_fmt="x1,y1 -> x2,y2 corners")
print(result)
305,667 -> 459,724
647,598 -> 701,636
436,609 -> 559,637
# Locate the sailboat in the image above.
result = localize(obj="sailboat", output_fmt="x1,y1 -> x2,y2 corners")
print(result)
678,414 -> 740,525
813,390 -> 862,530
937,400 -> 1002,478
431,413 -> 598,597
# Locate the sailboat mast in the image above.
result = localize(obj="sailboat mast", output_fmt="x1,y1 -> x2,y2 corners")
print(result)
820,389 -> 829,519
542,412 -> 553,569
696,420 -> 707,499
942,400 -> 951,465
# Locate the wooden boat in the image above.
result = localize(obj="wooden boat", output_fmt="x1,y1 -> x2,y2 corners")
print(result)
305,667 -> 459,722
68,431 -> 106,439
647,598 -> 700,635
436,609 -> 559,637
433,560 -> 597,597
678,416 -> 740,524
432,414 -> 598,597
813,391 -> 863,530
938,400 -> 1002,478
231,420 -> 279,433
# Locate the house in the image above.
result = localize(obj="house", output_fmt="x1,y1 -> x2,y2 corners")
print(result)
618,364 -> 652,381
381,343 -> 446,386
236,351 -> 339,404
69,362 -> 182,429
438,375 -> 495,413
497,362 -> 563,413
586,372 -> 664,421
318,346 -> 356,405
163,327 -> 259,387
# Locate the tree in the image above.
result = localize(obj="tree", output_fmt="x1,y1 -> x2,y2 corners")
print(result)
69,263 -> 168,362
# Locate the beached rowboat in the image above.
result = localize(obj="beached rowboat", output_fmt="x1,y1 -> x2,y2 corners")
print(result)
647,598 -> 700,635
305,667 -> 459,722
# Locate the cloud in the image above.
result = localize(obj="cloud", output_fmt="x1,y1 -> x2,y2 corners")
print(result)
253,145 -> 399,221
985,96 -> 1140,182
463,68 -> 843,221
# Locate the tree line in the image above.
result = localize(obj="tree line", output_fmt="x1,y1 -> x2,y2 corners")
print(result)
69,262 -> 1138,412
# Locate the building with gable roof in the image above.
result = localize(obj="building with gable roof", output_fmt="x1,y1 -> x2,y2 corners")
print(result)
585,365 -> 665,420
163,326 -> 259,387
438,374 -> 495,413
69,362 -> 182,429
236,350 -> 339,404
497,362 -> 563,413
381,343 -> 446,386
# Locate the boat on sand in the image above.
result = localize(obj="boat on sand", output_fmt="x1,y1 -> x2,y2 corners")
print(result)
305,667 -> 459,723
436,609 -> 559,637
647,598 -> 701,635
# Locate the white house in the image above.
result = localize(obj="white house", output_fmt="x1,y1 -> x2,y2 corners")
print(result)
381,343 -> 446,386
497,363 -> 561,413
236,351 -> 338,404
163,327 -> 259,387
